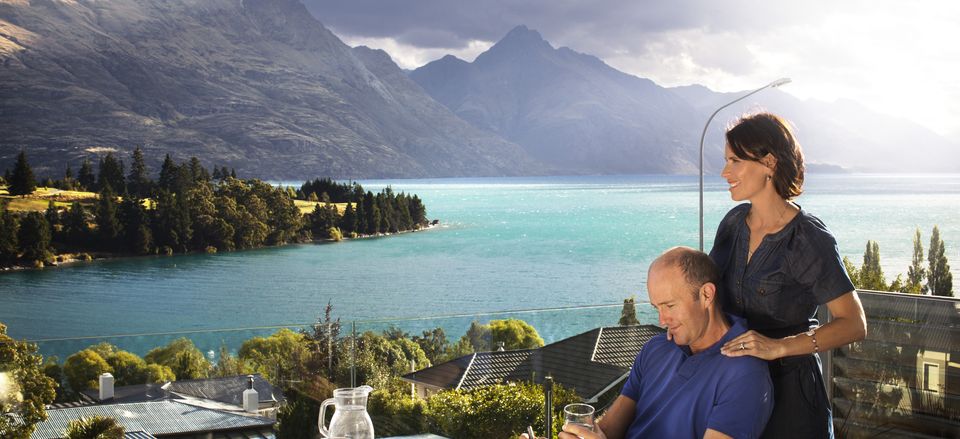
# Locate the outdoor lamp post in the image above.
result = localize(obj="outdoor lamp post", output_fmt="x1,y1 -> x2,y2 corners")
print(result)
698,78 -> 792,251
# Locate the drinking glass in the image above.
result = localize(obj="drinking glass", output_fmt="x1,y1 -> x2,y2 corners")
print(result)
563,403 -> 595,432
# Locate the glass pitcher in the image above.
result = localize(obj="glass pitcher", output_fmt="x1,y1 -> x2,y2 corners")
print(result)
318,385 -> 375,439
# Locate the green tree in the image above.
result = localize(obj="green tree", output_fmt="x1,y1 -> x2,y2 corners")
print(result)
142,364 -> 176,383
63,349 -> 111,394
275,389 -> 321,439
858,240 -> 886,291
0,322 -> 57,439
211,344 -> 251,378
334,331 -> 429,394
0,201 -> 19,263
119,196 -> 152,254
144,338 -> 210,380
927,225 -> 954,296
619,296 -> 640,326
95,185 -> 121,250
41,357 -> 66,403
188,157 -> 210,183
78,160 -> 96,191
97,153 -> 125,195
62,202 -> 90,248
489,319 -> 544,350
842,256 -> 860,287
152,191 -> 192,253
64,415 -> 124,439
339,203 -> 357,235
413,328 -> 448,365
8,150 -> 37,197
105,351 -> 148,386
127,146 -> 151,198
239,329 -> 310,385
904,228 -> 926,294
17,212 -> 52,264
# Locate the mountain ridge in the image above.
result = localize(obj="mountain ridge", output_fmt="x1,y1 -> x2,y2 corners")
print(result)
0,0 -> 542,178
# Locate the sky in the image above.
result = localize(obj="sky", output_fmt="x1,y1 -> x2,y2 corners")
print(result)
303,0 -> 960,140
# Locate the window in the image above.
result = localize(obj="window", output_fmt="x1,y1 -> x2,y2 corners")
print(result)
923,363 -> 940,392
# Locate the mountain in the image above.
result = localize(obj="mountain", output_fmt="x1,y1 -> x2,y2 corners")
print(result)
411,25 -> 705,174
670,85 -> 960,173
413,25 -> 959,174
0,0 -> 540,178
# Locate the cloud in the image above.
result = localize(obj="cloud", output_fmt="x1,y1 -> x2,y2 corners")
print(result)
303,0 -> 960,137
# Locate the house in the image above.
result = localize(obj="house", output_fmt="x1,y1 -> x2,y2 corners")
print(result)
32,374 -> 282,439
401,325 -> 665,402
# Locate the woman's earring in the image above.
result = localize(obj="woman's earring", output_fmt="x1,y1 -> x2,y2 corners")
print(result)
766,175 -> 772,181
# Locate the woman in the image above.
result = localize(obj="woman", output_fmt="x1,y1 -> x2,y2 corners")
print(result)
709,113 -> 866,438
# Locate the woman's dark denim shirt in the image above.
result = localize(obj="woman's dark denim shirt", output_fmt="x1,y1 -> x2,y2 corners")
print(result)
709,203 -> 855,339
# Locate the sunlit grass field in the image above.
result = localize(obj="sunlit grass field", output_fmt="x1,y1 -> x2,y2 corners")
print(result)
0,186 -> 98,211
3,185 -> 343,216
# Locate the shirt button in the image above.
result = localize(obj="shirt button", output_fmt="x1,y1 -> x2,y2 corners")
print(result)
759,288 -> 765,296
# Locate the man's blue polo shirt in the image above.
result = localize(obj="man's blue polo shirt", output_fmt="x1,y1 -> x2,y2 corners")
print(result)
620,314 -> 773,438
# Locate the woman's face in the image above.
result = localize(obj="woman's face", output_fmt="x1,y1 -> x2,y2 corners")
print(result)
721,144 -> 771,202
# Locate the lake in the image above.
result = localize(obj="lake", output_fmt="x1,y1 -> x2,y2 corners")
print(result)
1,174 -> 958,358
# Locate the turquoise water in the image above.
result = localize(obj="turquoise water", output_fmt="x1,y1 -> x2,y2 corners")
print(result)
1,174 -> 958,357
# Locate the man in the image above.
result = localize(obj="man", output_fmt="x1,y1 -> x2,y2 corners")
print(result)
562,247 -> 773,439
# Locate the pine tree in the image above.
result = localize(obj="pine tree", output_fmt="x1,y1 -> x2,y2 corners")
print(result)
95,185 -> 122,250
62,164 -> 76,190
18,211 -> 52,263
619,297 -> 640,326
927,225 -> 954,296
78,159 -> 96,191
339,203 -> 357,235
120,196 -> 153,254
905,228 -> 926,294
127,146 -> 150,198
62,202 -> 90,247
859,241 -> 887,291
0,201 -> 20,263
9,149 -> 37,196
97,153 -> 126,195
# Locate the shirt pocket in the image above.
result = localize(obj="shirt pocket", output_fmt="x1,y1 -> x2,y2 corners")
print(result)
753,275 -> 790,325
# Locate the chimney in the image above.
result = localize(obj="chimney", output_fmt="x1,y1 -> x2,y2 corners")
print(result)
99,373 -> 114,401
243,375 -> 258,413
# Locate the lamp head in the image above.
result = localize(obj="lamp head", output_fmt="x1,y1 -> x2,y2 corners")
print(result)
770,78 -> 792,88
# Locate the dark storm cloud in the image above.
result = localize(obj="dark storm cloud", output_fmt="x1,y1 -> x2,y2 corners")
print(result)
302,0 -> 817,51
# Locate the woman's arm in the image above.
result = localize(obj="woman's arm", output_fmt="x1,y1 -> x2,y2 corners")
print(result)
721,291 -> 866,359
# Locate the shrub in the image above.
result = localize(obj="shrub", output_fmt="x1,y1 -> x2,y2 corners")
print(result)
425,382 -> 579,439
65,415 -> 124,439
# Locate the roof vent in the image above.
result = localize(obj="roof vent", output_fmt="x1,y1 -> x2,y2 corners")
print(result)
243,375 -> 258,413
99,373 -> 114,401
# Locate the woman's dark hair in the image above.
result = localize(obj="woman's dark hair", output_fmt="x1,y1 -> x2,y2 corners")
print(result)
726,112 -> 805,200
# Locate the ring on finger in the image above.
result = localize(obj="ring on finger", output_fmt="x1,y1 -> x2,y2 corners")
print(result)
739,342 -> 746,350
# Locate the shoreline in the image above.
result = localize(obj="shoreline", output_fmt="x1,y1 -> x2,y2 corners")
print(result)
0,222 -> 440,274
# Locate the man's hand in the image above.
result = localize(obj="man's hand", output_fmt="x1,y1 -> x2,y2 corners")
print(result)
559,422 -> 607,439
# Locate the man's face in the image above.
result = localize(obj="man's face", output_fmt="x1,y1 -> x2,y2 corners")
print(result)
648,263 -> 710,350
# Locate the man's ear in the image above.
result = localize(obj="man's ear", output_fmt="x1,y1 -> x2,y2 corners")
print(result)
700,282 -> 717,306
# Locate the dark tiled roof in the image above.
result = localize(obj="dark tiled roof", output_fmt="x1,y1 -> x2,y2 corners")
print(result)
402,354 -> 481,390
124,432 -> 158,439
593,326 -> 667,368
32,400 -> 275,439
403,325 -> 665,401
459,350 -> 534,388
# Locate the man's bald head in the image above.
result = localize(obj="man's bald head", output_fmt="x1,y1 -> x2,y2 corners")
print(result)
650,247 -> 720,300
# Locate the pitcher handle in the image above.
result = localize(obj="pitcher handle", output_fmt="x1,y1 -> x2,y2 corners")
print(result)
318,397 -> 335,437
